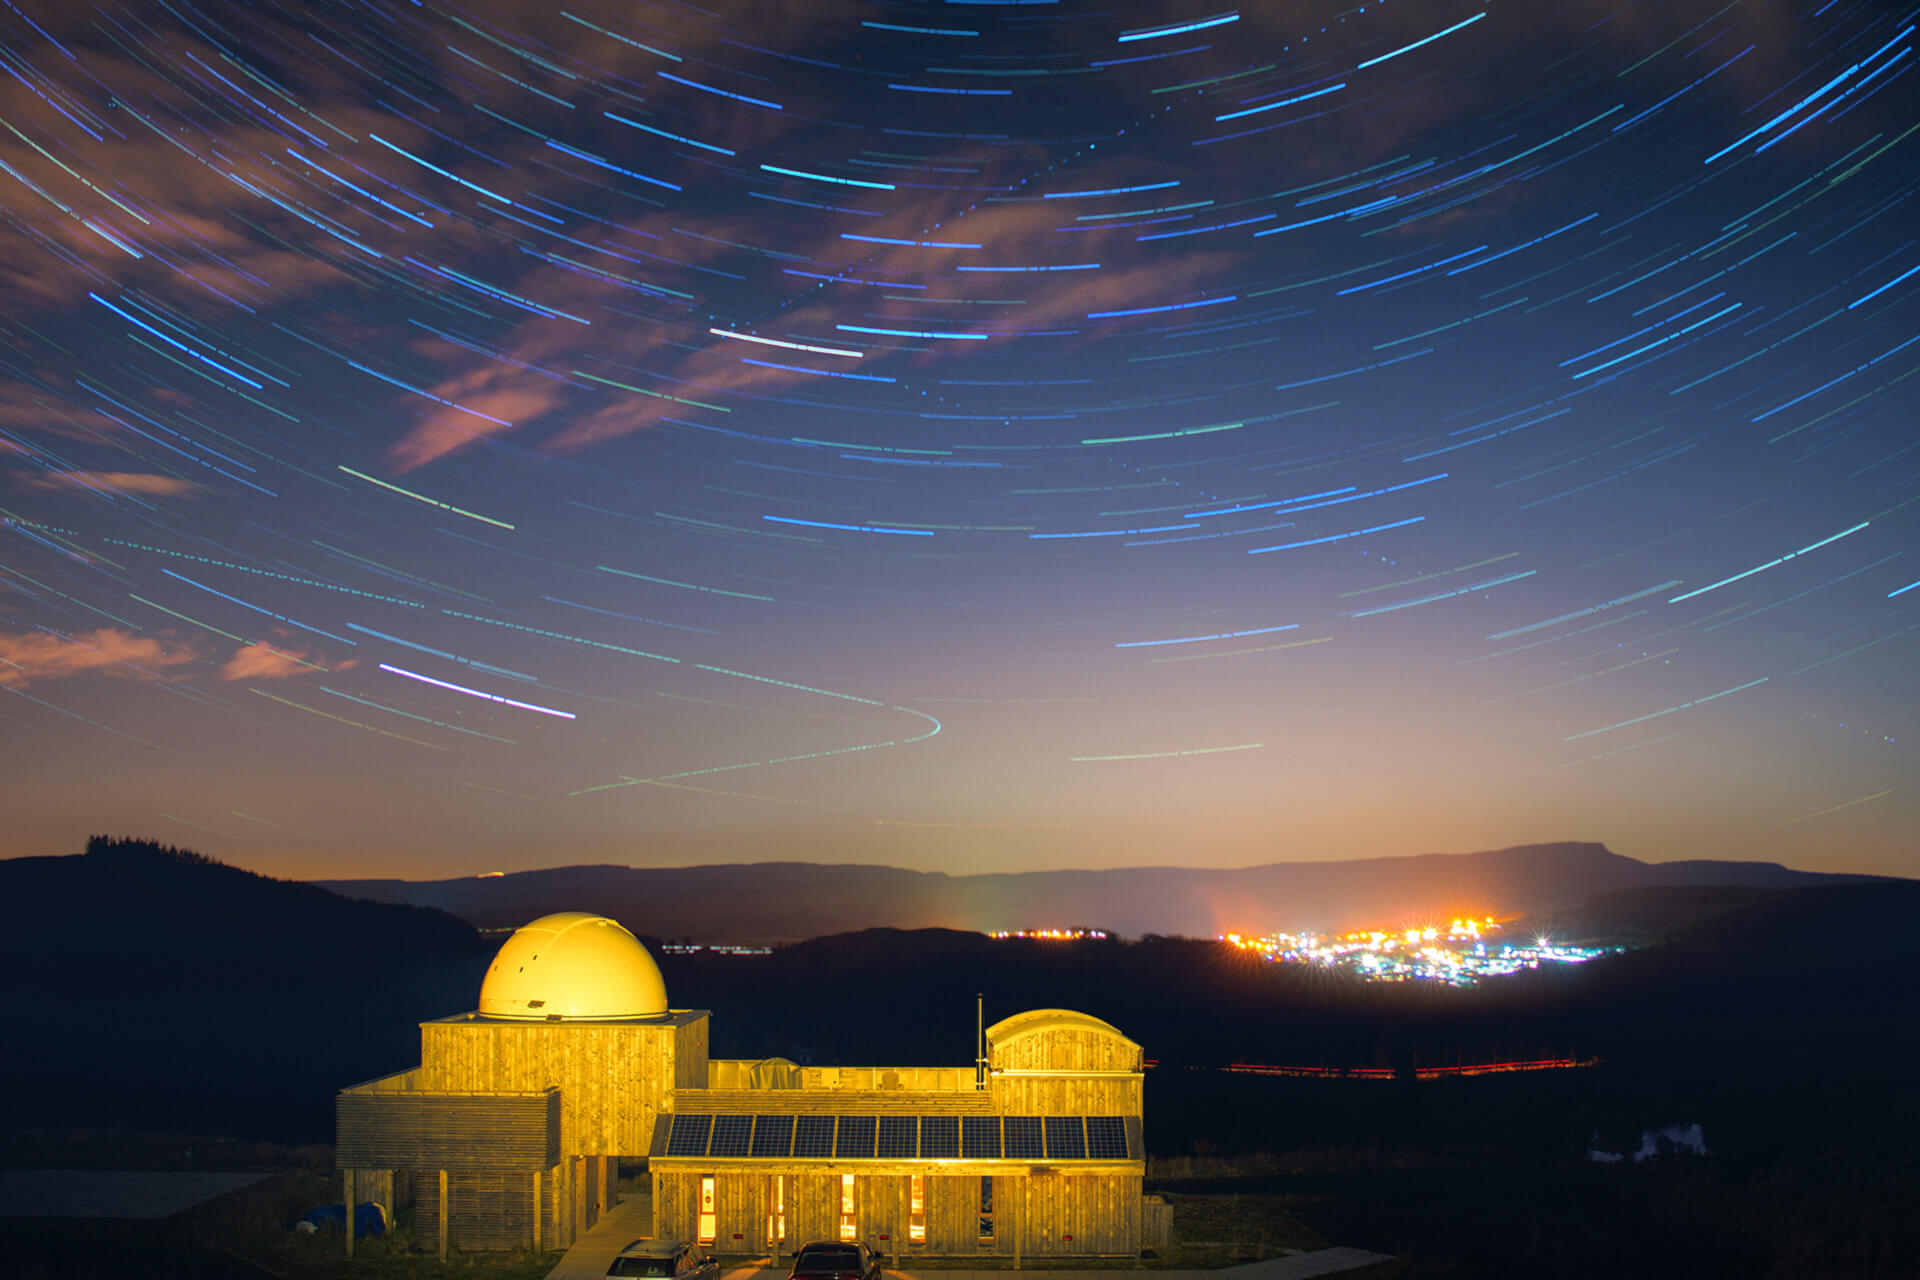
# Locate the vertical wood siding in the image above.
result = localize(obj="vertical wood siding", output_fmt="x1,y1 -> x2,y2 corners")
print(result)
420,1014 -> 707,1154
989,1074 -> 1142,1116
413,1167 -> 557,1251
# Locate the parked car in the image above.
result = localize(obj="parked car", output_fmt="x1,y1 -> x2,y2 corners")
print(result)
788,1241 -> 881,1280
607,1239 -> 720,1279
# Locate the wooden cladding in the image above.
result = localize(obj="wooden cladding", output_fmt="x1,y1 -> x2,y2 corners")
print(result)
989,1071 -> 1142,1117
989,1021 -> 1142,1074
334,1088 -> 559,1170
655,1170 -> 1142,1256
675,1088 -> 994,1116
414,1167 -> 553,1252
417,1010 -> 707,1155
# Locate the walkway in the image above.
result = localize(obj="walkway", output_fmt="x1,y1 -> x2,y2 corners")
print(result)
551,1250 -> 1393,1280
542,1194 -> 656,1280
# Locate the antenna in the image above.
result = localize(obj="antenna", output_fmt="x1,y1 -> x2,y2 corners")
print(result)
975,992 -> 986,1090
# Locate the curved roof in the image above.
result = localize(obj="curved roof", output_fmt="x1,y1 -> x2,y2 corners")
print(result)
985,1007 -> 1139,1049
477,911 -> 668,1021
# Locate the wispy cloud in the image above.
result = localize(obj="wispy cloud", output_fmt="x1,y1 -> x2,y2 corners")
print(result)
0,626 -> 196,689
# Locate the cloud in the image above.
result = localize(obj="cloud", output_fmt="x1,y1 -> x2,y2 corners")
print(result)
0,627 -> 197,689
219,640 -> 351,682
16,470 -> 201,498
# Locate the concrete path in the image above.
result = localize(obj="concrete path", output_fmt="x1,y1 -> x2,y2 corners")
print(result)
545,1204 -> 1391,1280
543,1194 -> 657,1280
1225,1249 -> 1395,1278
556,1255 -> 1393,1280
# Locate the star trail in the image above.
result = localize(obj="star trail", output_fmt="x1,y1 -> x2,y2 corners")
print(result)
0,0 -> 1914,878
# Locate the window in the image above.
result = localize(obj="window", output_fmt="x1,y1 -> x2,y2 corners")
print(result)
909,1174 -> 925,1245
838,1173 -> 857,1242
697,1175 -> 716,1246
765,1174 -> 785,1247
977,1175 -> 994,1245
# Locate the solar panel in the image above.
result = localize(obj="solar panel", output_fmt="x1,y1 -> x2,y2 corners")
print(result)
876,1115 -> 917,1159
751,1115 -> 795,1158
919,1116 -> 959,1158
963,1116 -> 1002,1159
835,1114 -> 877,1158
1003,1116 -> 1043,1159
1044,1116 -> 1087,1159
1086,1116 -> 1129,1159
709,1114 -> 753,1157
666,1113 -> 712,1157
794,1115 -> 835,1158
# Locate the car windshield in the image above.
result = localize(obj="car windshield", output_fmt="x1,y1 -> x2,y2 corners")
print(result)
608,1258 -> 675,1277
793,1250 -> 861,1273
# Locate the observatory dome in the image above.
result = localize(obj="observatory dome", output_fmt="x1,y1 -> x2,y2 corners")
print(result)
477,912 -> 668,1020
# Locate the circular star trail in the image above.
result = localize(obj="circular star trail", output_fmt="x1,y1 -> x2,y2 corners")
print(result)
0,1 -> 1915,876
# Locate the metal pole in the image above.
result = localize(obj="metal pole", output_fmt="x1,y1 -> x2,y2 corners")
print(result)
975,993 -> 985,1089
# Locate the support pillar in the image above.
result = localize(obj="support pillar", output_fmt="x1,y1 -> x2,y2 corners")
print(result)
437,1169 -> 449,1261
343,1169 -> 354,1259
533,1169 -> 543,1252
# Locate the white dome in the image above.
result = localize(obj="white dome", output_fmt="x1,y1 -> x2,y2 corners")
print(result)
477,912 -> 668,1021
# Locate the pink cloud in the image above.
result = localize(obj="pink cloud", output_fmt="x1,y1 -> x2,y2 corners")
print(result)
219,641 -> 352,682
17,470 -> 201,498
0,627 -> 197,689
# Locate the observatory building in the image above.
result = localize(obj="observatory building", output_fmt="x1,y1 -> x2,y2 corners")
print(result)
335,912 -> 1148,1258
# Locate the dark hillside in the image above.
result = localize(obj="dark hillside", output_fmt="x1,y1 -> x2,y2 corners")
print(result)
0,837 -> 492,1143
319,841 -> 1893,942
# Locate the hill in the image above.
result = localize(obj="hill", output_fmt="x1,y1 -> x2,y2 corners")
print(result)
0,837 -> 493,1143
316,841 -> 1888,942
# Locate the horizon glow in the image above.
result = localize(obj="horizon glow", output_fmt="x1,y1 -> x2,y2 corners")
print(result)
0,1 -> 1915,882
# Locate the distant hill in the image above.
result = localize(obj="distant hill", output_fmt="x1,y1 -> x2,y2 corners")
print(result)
5,836 -> 1914,1156
316,842 -> 1891,942
0,837 -> 492,1143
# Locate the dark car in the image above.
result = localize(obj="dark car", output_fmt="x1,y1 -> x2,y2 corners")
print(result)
788,1240 -> 881,1280
607,1239 -> 720,1280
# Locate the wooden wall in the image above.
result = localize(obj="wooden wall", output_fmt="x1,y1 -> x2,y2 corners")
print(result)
989,1073 -> 1141,1117
414,1167 -> 555,1252
418,1011 -> 706,1155
675,1088 -> 993,1116
1013,1172 -> 1140,1255
990,1023 -> 1141,1073
799,1065 -> 975,1091
653,1168 -> 1141,1256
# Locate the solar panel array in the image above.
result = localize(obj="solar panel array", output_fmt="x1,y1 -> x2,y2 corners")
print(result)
1002,1116 -> 1044,1159
751,1114 -> 795,1157
663,1113 -> 1134,1160
919,1116 -> 959,1159
1086,1116 -> 1129,1160
1045,1116 -> 1087,1160
877,1115 -> 917,1159
709,1114 -> 753,1157
835,1115 -> 877,1158
665,1113 -> 712,1157
794,1115 -> 835,1158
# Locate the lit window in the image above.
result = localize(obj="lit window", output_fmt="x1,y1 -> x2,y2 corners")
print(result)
909,1175 -> 925,1244
766,1174 -> 785,1246
839,1173 -> 857,1242
978,1175 -> 994,1245
698,1175 -> 716,1246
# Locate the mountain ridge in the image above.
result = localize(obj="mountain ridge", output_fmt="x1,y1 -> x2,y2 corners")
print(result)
316,841 -> 1893,942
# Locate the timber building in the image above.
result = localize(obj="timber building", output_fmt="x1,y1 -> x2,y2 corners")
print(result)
335,912 -> 1148,1259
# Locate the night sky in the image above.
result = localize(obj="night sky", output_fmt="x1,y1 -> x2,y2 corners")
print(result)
2,1 -> 1916,881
